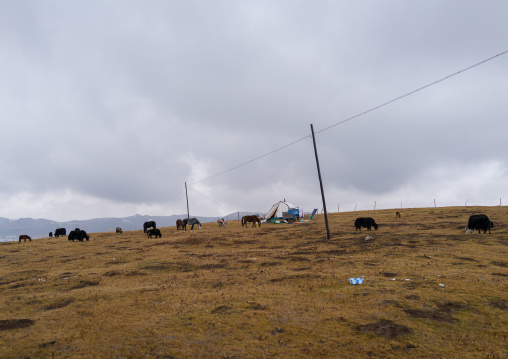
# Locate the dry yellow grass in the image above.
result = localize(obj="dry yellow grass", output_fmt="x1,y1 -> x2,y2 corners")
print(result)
0,206 -> 507,358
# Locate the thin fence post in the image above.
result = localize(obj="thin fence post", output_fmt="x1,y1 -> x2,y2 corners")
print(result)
374,201 -> 376,210
354,204 -> 357,211
434,199 -> 436,208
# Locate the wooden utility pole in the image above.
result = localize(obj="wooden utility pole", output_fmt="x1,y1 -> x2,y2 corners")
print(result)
310,124 -> 330,240
185,182 -> 190,219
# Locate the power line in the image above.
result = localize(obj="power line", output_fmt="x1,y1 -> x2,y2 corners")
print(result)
188,134 -> 311,185
188,49 -> 508,186
187,186 -> 235,213
315,49 -> 508,135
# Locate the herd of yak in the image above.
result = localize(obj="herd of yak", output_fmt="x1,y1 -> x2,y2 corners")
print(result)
353,213 -> 494,234
17,212 -> 495,243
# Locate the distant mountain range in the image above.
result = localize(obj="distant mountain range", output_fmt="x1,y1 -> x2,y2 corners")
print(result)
0,212 -> 260,241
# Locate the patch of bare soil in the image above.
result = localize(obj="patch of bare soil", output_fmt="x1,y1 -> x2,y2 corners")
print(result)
455,256 -> 478,262
42,298 -> 74,310
198,263 -> 227,270
269,274 -> 322,282
382,272 -> 397,277
246,302 -> 267,310
141,261 -> 195,272
404,302 -> 466,323
357,319 -> 413,338
490,300 -> 507,311
69,280 -> 100,290
0,319 -> 35,331
289,256 -> 311,262
270,328 -> 285,335
491,261 -> 508,268
211,305 -> 233,314
38,340 -> 57,348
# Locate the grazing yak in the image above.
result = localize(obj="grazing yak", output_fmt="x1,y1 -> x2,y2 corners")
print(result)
19,235 -> 31,242
116,227 -> 123,234
54,228 -> 66,237
68,228 -> 90,242
147,228 -> 162,238
176,219 -> 184,230
354,217 -> 378,231
182,218 -> 201,231
49,232 -> 53,237
143,221 -> 156,233
467,214 -> 494,234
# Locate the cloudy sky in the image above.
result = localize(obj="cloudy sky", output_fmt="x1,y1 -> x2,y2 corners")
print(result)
1,1 -> 507,221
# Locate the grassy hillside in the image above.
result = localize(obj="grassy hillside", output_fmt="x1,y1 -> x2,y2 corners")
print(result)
0,206 -> 507,358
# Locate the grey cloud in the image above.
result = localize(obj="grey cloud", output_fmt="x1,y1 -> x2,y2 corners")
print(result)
1,1 -> 507,220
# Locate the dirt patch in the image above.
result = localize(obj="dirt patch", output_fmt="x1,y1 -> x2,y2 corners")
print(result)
0,319 -> 35,331
455,257 -> 478,262
247,302 -> 267,310
8,282 -> 32,289
269,274 -> 322,282
406,295 -> 421,300
211,305 -> 233,314
124,271 -> 147,276
382,272 -> 397,277
270,328 -> 285,335
404,302 -> 466,323
491,261 -> 508,268
140,261 -> 195,272
199,263 -> 227,270
289,256 -> 311,262
104,271 -> 122,276
490,300 -> 507,311
260,261 -> 282,267
492,272 -> 508,277
39,340 -> 57,348
357,319 -> 413,338
321,249 -> 347,256
69,280 -> 100,290
42,298 -> 74,310
363,261 -> 378,266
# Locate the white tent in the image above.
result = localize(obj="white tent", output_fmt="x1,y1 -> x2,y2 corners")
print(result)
264,201 -> 298,219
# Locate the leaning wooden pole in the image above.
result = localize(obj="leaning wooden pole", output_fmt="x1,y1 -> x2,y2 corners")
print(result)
310,124 -> 331,240
185,182 -> 190,219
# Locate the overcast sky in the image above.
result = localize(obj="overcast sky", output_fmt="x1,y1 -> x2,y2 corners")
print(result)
1,1 -> 507,221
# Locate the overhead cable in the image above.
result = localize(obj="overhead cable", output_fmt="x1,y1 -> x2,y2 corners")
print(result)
188,49 -> 508,186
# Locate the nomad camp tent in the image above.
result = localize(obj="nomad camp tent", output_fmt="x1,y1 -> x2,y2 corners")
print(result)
264,201 -> 299,222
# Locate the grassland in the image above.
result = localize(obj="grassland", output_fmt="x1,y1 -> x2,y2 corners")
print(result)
0,206 -> 507,358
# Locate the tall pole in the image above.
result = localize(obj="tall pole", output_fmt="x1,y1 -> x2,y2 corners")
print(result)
185,182 -> 190,219
310,124 -> 330,240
